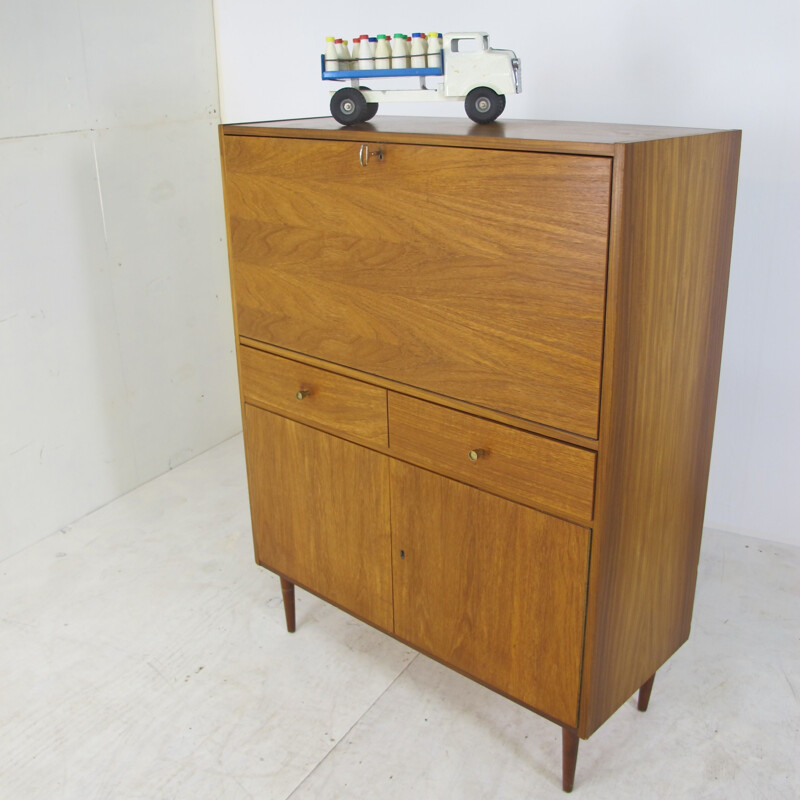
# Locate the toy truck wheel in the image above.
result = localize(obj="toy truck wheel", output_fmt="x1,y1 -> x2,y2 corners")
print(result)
358,87 -> 379,121
331,88 -> 367,125
464,87 -> 506,124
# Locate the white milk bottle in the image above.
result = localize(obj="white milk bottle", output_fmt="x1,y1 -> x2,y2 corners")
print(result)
351,36 -> 361,65
357,35 -> 374,70
391,34 -> 409,68
410,32 -> 426,67
427,32 -> 442,69
324,36 -> 339,71
335,38 -> 350,70
374,34 -> 391,68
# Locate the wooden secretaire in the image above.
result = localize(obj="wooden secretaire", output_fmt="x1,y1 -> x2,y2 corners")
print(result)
219,117 -> 740,791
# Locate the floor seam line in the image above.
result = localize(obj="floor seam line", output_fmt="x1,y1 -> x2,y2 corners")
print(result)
284,651 -> 420,799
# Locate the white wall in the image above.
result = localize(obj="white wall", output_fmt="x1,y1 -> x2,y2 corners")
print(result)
0,1 -> 240,560
214,0 -> 800,546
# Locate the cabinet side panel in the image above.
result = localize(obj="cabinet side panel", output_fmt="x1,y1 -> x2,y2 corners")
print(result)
580,131 -> 741,737
219,128 -> 247,421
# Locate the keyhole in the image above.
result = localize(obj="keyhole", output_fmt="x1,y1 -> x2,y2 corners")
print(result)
400,550 -> 405,559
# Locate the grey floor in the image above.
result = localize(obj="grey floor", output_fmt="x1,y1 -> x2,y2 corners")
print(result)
1,435 -> 798,799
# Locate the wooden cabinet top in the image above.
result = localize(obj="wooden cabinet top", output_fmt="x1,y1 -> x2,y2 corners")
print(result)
221,116 -> 736,156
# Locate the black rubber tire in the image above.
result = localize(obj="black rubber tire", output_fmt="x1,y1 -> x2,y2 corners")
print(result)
330,88 -> 367,125
464,87 -> 506,124
358,86 -> 379,121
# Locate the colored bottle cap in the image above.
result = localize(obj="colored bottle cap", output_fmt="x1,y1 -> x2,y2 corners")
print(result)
326,36 -> 335,42
412,32 -> 422,37
377,34 -> 386,39
394,33 -> 404,38
428,32 -> 438,38
369,37 -> 377,42
335,38 -> 342,43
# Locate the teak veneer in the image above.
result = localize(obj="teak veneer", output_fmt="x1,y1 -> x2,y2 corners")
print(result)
219,116 -> 740,792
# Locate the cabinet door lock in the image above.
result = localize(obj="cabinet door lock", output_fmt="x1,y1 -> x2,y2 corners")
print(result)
468,448 -> 486,461
359,144 -> 384,167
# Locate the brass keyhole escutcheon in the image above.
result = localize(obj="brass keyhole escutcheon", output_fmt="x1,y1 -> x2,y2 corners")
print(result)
468,449 -> 486,462
296,389 -> 310,400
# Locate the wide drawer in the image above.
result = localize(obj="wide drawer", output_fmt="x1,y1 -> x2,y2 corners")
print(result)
223,134 -> 610,439
388,392 -> 595,520
239,346 -> 388,448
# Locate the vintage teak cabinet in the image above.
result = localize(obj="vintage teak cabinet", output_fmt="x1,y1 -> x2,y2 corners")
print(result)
219,117 -> 740,792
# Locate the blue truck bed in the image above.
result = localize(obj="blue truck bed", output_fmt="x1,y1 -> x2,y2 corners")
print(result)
320,54 -> 443,80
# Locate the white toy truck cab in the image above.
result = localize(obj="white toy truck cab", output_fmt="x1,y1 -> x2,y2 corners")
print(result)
323,32 -> 521,125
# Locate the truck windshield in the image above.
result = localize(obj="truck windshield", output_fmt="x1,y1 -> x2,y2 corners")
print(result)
450,36 -> 488,53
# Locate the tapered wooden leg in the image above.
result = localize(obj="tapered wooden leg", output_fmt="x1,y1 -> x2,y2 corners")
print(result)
280,577 -> 296,633
562,727 -> 579,793
638,672 -> 655,712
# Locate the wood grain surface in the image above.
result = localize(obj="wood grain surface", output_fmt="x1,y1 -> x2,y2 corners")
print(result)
391,460 -> 590,727
239,336 -> 599,450
388,392 -> 596,521
244,405 -> 393,632
222,117 -> 723,157
579,130 -> 741,738
220,120 -> 742,764
223,134 -> 611,438
239,345 -> 388,448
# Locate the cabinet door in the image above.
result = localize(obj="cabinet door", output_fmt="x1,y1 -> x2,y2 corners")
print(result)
244,404 -> 393,631
391,460 -> 590,726
224,135 -> 610,438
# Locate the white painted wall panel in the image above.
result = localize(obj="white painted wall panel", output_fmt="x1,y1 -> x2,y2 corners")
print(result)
0,1 -> 92,138
78,0 -> 220,128
1,2 -> 238,560
214,0 -> 800,546
0,133 -> 136,556
92,119 -> 237,479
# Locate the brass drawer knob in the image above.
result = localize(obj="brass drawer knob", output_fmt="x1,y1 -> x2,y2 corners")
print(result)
468,449 -> 486,462
296,389 -> 311,400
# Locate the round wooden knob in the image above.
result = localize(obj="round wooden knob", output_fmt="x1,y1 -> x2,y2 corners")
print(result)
468,449 -> 486,461
296,389 -> 310,400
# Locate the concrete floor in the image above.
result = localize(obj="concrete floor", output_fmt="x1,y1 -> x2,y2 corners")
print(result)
1,434 -> 798,799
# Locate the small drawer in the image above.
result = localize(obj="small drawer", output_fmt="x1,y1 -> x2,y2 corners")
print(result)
388,393 -> 595,520
239,346 -> 388,448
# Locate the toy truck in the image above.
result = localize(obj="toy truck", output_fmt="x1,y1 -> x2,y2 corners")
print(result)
322,32 -> 521,125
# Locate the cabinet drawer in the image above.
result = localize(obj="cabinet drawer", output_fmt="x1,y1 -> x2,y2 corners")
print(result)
239,346 -> 388,448
223,135 -> 610,438
388,393 -> 595,520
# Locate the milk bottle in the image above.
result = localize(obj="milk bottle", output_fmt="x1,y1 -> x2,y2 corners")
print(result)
324,36 -> 338,71
391,34 -> 409,68
357,35 -> 374,70
335,38 -> 350,69
374,34 -> 391,68
427,32 -> 442,69
410,32 -> 426,68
